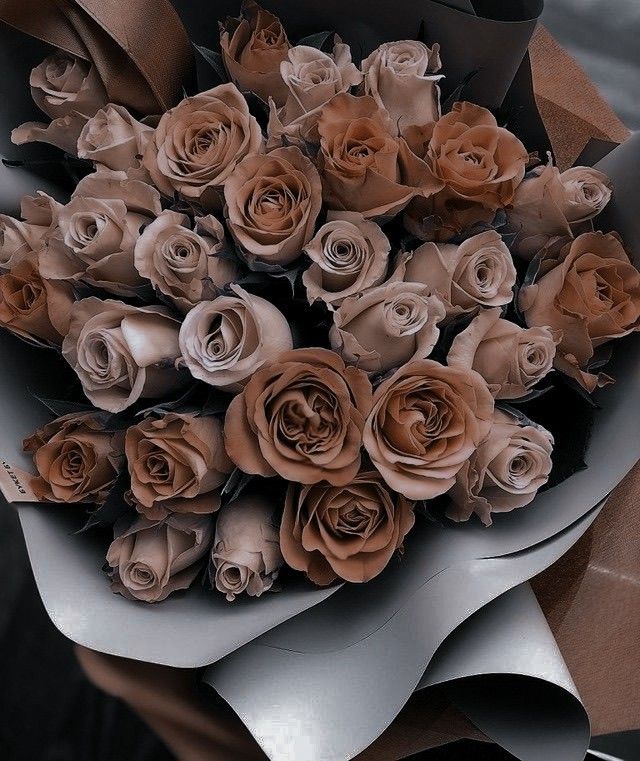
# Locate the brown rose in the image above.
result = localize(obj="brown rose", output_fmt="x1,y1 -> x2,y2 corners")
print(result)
448,308 -> 559,400
317,93 -> 442,220
224,146 -> 322,266
329,282 -> 446,374
267,42 -> 362,150
134,211 -> 240,313
178,285 -> 293,392
361,40 -> 443,132
62,298 -> 185,413
302,211 -> 390,307
363,359 -> 494,500
12,52 -> 108,154
447,409 -> 554,526
220,0 -> 291,106
519,231 -> 640,391
142,83 -> 263,208
224,348 -> 372,486
281,470 -> 415,585
78,104 -> 153,172
0,258 -> 74,345
392,230 -> 517,318
126,413 -> 232,519
107,513 -> 214,603
23,413 -> 124,504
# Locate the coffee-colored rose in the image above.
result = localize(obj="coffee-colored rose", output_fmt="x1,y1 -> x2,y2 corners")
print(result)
224,146 -> 322,266
447,409 -> 554,526
134,211 -> 239,313
107,513 -> 214,603
448,308 -> 559,400
317,93 -> 442,220
392,230 -> 517,318
210,492 -> 283,601
519,231 -> 640,391
42,170 -> 162,297
179,285 -> 293,392
0,258 -> 74,345
363,359 -> 494,500
302,212 -> 390,307
12,52 -> 108,154
220,0 -> 291,106
281,470 -> 415,585
362,41 -> 443,132
24,413 -> 124,504
0,216 -> 46,271
63,298 -> 185,413
142,83 -> 263,208
225,348 -> 372,486
78,104 -> 152,172
330,282 -> 446,374
267,42 -> 362,150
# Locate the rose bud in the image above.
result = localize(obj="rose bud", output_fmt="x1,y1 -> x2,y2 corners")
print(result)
281,470 -> 415,586
220,1 -> 291,106
142,83 -> 263,208
224,146 -> 322,266
134,211 -> 240,313
77,104 -> 153,172
392,230 -> 517,318
107,513 -> 214,603
178,285 -> 293,392
447,409 -> 554,526
0,258 -> 74,345
125,413 -> 233,520
209,492 -> 284,602
12,52 -> 108,154
448,308 -> 560,400
362,41 -> 443,132
364,360 -> 494,500
330,282 -> 446,374
23,413 -> 125,504
225,348 -> 372,486
302,212 -> 390,308
267,42 -> 362,150
62,297 -> 186,414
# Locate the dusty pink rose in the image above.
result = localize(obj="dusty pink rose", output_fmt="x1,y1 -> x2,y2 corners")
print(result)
78,105 -> 152,172
1,193 -> 61,271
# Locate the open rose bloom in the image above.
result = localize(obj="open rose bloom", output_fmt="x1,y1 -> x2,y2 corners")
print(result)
2,2 -> 640,760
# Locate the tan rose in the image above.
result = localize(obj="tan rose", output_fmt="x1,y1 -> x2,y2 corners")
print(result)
267,42 -> 362,150
281,470 -> 415,585
447,409 -> 554,526
107,513 -> 214,603
62,298 -> 185,413
507,163 -> 613,260
447,308 -> 559,400
12,52 -> 108,154
363,360 -> 494,500
224,146 -> 322,266
134,211 -> 240,313
210,492 -> 283,601
1,193 -> 61,271
78,104 -> 153,172
330,282 -> 446,374
519,232 -> 640,391
302,211 -> 390,307
23,413 -> 124,504
392,230 -> 517,318
317,93 -> 442,220
361,41 -> 443,132
225,348 -> 372,486
126,413 -> 232,519
42,170 -> 162,297
220,0 -> 291,106
0,258 -> 74,345
178,285 -> 293,392
142,83 -> 263,208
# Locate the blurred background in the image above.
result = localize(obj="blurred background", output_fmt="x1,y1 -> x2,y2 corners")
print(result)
1,1 -> 639,759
